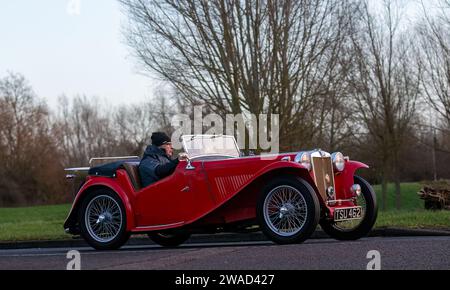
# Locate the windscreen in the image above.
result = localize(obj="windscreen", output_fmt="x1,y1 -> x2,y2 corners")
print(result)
181,135 -> 240,159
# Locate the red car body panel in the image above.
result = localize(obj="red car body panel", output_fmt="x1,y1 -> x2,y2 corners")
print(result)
327,160 -> 369,216
67,171 -> 137,231
64,153 -> 369,233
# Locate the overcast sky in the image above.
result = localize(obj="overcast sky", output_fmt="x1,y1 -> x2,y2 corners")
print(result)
0,0 -> 158,108
0,0 -> 435,110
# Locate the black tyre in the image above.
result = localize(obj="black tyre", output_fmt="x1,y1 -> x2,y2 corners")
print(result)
257,176 -> 320,244
320,176 -> 378,240
79,188 -> 130,250
148,232 -> 191,247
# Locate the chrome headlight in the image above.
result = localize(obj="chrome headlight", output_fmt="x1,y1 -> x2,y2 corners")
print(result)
294,152 -> 311,171
331,152 -> 345,172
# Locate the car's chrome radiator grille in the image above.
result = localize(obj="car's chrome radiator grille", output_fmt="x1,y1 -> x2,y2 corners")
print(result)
311,157 -> 335,201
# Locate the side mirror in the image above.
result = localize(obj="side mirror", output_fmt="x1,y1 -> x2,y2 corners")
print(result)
185,158 -> 196,170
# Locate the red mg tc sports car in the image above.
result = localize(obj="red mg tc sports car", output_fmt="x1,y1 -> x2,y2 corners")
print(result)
64,135 -> 378,250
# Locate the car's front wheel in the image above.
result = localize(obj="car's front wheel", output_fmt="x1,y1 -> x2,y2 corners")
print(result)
320,176 -> 378,240
148,232 -> 191,247
79,188 -> 130,250
257,177 -> 320,244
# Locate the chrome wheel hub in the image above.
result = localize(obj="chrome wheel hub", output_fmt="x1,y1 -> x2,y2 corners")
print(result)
96,212 -> 113,224
279,203 -> 295,218
97,214 -> 105,224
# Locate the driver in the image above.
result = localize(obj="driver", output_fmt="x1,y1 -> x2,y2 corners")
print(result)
139,132 -> 188,187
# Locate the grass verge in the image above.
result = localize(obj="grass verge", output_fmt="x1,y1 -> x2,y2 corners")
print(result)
0,204 -> 70,241
0,182 -> 448,242
376,210 -> 450,229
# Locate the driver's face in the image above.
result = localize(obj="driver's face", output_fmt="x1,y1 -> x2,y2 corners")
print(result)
160,143 -> 173,157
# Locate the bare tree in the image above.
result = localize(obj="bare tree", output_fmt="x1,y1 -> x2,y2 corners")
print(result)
113,94 -> 175,156
54,96 -> 117,166
0,73 -> 66,205
348,0 -> 421,210
54,94 -> 176,166
417,0 -> 450,126
120,0 -> 359,150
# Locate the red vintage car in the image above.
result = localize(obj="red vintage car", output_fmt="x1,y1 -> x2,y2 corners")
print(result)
64,135 -> 377,250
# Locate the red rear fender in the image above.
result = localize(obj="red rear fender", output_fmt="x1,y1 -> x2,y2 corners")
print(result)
64,171 -> 136,232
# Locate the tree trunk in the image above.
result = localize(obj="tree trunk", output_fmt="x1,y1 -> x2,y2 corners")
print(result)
381,172 -> 388,211
395,179 -> 401,210
393,152 -> 402,210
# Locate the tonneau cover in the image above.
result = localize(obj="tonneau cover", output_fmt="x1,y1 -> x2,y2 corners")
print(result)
88,160 -> 140,177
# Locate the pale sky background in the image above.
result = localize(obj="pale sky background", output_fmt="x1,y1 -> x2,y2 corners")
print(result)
0,0 -> 435,110
0,0 -> 159,108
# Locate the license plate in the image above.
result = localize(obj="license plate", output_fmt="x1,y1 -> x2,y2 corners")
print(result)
334,206 -> 363,222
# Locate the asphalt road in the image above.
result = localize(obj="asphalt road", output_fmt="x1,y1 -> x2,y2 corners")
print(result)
0,236 -> 449,270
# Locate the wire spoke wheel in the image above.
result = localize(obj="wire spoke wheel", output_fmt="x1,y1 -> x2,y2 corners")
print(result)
85,195 -> 123,243
263,185 -> 308,237
319,176 -> 378,241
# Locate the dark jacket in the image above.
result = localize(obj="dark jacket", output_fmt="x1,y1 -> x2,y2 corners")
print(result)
139,145 -> 179,188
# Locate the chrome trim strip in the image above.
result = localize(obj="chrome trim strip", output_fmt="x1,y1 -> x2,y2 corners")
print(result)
326,199 -> 355,205
135,221 -> 185,230
89,156 -> 139,167
65,167 -> 90,171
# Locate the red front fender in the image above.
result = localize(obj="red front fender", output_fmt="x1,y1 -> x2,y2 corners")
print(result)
334,160 -> 370,200
346,160 -> 370,174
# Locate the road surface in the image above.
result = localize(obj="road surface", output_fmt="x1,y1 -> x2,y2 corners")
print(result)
0,236 -> 448,270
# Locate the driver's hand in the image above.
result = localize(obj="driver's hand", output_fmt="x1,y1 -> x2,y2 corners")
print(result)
178,153 -> 189,161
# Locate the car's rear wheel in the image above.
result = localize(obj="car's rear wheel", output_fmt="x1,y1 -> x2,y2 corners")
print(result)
79,188 -> 130,250
320,176 -> 378,240
148,232 -> 191,247
257,177 -> 320,244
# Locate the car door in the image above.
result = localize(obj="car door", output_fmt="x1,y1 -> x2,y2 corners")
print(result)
181,160 -> 216,221
135,163 -> 194,227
